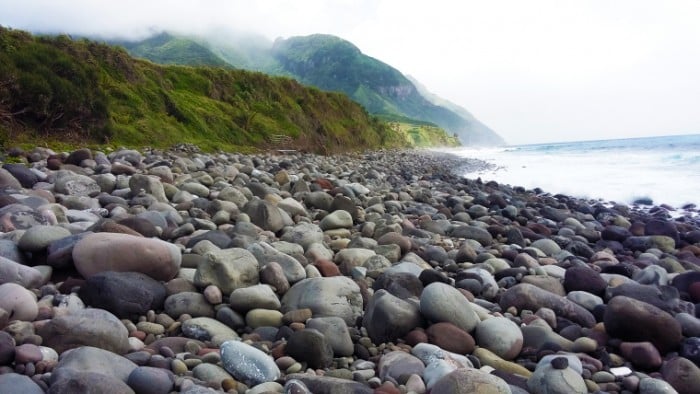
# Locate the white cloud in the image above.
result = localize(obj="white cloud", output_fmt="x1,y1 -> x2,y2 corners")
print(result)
1,0 -> 699,144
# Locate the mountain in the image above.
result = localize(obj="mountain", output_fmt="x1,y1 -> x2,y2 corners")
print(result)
0,27 -> 411,153
115,32 -> 504,146
406,75 -> 501,145
113,32 -> 229,67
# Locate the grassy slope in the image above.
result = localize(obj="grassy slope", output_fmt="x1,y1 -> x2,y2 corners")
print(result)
116,32 -> 465,147
0,27 -> 406,153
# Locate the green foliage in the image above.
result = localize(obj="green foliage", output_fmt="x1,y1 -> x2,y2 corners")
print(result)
114,32 -> 230,67
0,27 -> 410,153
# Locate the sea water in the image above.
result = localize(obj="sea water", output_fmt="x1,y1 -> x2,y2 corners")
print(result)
442,134 -> 700,209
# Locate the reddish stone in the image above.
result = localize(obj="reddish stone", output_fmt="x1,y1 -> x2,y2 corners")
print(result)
404,328 -> 428,346
619,341 -> 662,369
197,348 -> 219,357
14,344 -> 42,364
374,382 -> 401,394
689,282 -> 700,303
426,322 -> 475,354
313,260 -> 341,277
130,331 -> 146,341
527,223 -> 552,236
314,179 -> 333,190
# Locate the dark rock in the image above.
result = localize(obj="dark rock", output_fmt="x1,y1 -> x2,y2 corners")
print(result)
601,225 -> 631,242
564,265 -> 608,297
65,148 -> 93,166
450,225 -> 493,246
363,290 -> 423,344
184,230 -> 232,249
286,329 -> 334,369
0,331 -> 15,365
2,164 -> 38,188
604,296 -> 682,354
116,217 -> 160,238
550,357 -> 568,370
243,199 -> 285,233
645,219 -> 680,243
46,232 -> 93,269
680,337 -> 700,366
373,271 -> 423,299
418,269 -> 450,287
79,271 -> 167,319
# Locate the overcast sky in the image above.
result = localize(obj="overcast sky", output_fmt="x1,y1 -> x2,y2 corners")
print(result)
2,0 -> 699,145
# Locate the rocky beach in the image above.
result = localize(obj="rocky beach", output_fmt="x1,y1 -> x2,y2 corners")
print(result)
0,145 -> 699,394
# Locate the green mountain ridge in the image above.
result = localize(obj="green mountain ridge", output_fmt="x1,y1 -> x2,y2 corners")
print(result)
114,31 -> 504,146
0,27 -> 419,153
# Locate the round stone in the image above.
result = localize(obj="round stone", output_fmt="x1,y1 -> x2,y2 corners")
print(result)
286,329 -> 334,369
319,210 -> 353,230
78,271 -> 167,319
281,276 -> 363,326
38,308 -> 130,354
72,232 -> 181,281
363,289 -> 422,344
18,225 -> 71,253
230,284 -> 281,312
0,283 -> 38,321
431,368 -> 511,394
127,366 -> 175,394
420,282 -> 480,333
426,322 -> 475,355
220,340 -> 281,386
0,373 -> 44,394
604,295 -> 682,354
475,317 -> 523,360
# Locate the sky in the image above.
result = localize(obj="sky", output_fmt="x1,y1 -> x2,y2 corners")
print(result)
1,0 -> 699,145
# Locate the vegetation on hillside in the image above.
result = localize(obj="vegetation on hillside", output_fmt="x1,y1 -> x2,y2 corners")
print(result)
114,32 -> 230,67
0,27 -> 408,153
115,31 -> 500,146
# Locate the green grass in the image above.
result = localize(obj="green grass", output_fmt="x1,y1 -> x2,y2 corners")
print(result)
0,27 -> 412,153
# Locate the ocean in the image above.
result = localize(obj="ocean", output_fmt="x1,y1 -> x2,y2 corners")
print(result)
441,134 -> 700,210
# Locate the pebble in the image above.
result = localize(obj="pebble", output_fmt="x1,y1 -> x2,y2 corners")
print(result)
72,233 -> 182,281
220,340 -> 281,386
0,146 -> 698,393
474,316 -> 523,360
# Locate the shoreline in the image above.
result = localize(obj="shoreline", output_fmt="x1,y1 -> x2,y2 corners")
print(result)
0,145 -> 699,393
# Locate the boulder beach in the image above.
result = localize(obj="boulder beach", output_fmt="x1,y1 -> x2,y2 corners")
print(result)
0,145 -> 699,393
